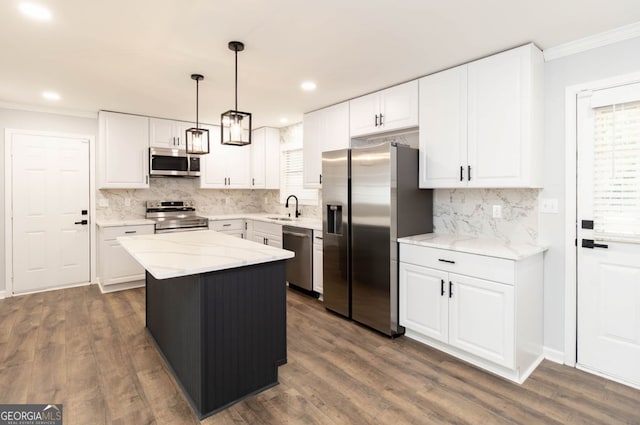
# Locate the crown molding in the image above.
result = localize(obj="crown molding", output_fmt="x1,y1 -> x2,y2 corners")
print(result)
0,101 -> 97,119
544,21 -> 640,61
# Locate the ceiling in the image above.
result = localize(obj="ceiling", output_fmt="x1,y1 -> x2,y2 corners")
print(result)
2,0 -> 640,128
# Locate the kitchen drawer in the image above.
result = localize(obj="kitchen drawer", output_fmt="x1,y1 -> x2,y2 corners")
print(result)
252,220 -> 282,237
101,224 -> 154,240
400,244 -> 514,285
210,219 -> 244,232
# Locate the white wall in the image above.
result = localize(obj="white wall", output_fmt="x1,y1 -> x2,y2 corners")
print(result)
0,107 -> 98,294
541,36 -> 640,353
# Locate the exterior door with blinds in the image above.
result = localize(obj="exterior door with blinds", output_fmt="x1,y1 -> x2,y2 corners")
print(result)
577,83 -> 640,388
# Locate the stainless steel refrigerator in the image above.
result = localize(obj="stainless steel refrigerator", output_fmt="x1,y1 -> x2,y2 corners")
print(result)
322,142 -> 433,336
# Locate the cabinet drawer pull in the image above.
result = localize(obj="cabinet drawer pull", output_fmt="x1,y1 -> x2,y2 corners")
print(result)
223,224 -> 231,227
124,230 -> 137,234
440,279 -> 445,296
315,236 -> 323,240
438,259 -> 455,264
449,281 -> 453,298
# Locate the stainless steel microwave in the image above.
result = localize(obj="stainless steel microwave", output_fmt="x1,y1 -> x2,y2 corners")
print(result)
149,147 -> 201,177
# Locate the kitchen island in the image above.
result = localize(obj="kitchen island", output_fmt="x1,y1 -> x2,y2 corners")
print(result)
118,230 -> 294,419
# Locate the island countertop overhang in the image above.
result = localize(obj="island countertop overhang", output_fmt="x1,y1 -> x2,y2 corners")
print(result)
118,229 -> 294,280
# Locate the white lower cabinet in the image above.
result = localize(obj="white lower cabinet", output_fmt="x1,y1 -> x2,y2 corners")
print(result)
313,230 -> 323,295
209,219 -> 245,238
98,224 -> 154,293
399,243 -> 542,383
246,220 -> 282,248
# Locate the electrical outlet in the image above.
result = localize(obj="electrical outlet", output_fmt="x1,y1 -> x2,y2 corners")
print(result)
539,198 -> 559,214
99,199 -> 109,208
492,205 -> 502,219
124,198 -> 131,207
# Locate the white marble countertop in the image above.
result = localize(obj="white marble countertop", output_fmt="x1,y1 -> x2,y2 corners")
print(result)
207,213 -> 322,231
96,219 -> 156,227
118,230 -> 294,280
397,233 -> 547,260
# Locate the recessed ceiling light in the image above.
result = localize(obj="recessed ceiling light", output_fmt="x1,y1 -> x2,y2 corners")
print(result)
280,118 -> 289,124
42,91 -> 60,101
18,2 -> 52,21
301,81 -> 317,91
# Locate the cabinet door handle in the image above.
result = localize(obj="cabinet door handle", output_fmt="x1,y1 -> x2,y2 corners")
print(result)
124,230 -> 137,234
449,281 -> 453,298
252,178 -> 255,186
146,175 -> 149,184
375,114 -> 379,127
460,166 -> 463,182
468,165 -> 471,181
228,177 -> 231,185
438,259 -> 455,264
440,279 -> 445,296
74,220 -> 88,225
319,174 -> 322,184
379,113 -> 384,126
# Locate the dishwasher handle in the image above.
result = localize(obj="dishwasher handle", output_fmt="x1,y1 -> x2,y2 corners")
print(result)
283,229 -> 311,238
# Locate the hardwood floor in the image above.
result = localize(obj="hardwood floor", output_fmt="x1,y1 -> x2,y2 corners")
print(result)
0,284 -> 638,424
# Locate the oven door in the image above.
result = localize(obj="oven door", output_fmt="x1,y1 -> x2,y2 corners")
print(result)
150,148 -> 189,176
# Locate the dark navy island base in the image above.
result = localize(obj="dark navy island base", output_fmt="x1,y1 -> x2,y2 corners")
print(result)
145,260 -> 287,419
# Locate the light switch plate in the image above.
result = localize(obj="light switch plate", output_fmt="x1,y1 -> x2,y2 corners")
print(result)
540,198 -> 559,214
492,205 -> 502,219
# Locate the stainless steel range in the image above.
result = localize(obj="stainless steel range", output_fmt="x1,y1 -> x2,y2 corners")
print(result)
146,200 -> 209,233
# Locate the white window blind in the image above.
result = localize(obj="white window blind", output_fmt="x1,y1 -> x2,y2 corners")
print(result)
592,100 -> 640,242
280,148 -> 318,205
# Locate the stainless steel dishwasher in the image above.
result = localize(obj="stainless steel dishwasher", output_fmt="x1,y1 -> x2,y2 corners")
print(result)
282,225 -> 313,291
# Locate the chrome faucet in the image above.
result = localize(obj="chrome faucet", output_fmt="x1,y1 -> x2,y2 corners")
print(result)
285,195 -> 301,218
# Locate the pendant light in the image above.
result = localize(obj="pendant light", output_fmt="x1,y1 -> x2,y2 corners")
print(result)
186,74 -> 210,154
221,41 -> 252,146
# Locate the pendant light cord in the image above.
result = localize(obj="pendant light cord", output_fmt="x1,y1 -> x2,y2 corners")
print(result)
196,78 -> 199,128
234,48 -> 238,111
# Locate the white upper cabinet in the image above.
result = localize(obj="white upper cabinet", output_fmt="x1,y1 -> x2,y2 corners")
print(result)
419,43 -> 544,189
149,118 -> 192,149
303,101 -> 350,188
98,111 -> 149,189
200,124 -> 251,189
349,80 -> 418,137
251,127 -> 280,189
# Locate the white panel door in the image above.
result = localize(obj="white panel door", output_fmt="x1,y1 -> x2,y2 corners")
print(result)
467,46 -> 524,187
448,273 -> 514,368
12,134 -> 90,294
577,87 -> 640,387
419,65 -> 468,188
225,143 -> 251,188
323,101 -> 350,153
349,92 -> 379,137
302,110 -> 323,188
313,233 -> 323,294
149,118 -> 176,148
200,125 -> 226,188
379,80 -> 419,133
251,127 -> 267,188
399,263 -> 449,343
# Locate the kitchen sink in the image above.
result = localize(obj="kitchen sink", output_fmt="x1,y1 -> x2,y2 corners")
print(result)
267,216 -> 294,221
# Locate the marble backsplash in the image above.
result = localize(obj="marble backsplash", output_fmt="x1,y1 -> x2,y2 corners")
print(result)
433,188 -> 539,244
97,177 -> 321,221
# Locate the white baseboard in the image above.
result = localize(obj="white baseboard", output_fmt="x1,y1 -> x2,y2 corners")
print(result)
543,346 -> 565,364
98,280 -> 145,294
0,290 -> 6,299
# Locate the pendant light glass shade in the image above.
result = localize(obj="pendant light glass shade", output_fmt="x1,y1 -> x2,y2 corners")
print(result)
221,41 -> 252,146
186,74 -> 210,154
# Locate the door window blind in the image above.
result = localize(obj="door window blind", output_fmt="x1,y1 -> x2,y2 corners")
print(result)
280,148 -> 318,205
592,100 -> 640,242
